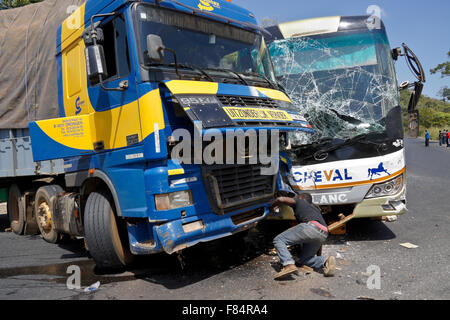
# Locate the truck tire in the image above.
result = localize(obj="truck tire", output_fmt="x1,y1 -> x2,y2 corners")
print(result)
7,184 -> 25,235
35,185 -> 64,243
84,190 -> 134,270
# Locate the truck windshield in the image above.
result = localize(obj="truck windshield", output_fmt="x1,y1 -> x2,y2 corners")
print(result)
268,30 -> 400,145
134,4 -> 276,84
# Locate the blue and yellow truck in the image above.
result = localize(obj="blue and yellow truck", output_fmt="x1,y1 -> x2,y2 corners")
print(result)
0,0 -> 313,269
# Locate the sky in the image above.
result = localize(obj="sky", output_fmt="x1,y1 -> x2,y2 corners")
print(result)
233,0 -> 450,100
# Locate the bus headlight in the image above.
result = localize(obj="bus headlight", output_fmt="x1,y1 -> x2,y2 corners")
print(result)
365,175 -> 403,199
155,190 -> 193,211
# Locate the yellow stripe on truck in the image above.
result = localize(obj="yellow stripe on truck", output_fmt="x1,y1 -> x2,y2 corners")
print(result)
256,87 -> 291,102
165,80 -> 219,95
36,89 -> 166,151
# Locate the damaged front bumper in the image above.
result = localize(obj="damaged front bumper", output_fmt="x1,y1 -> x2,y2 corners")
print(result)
127,206 -> 267,255
353,185 -> 407,218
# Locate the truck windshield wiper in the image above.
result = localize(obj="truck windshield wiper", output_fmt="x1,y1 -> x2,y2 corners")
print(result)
147,62 -> 215,82
241,71 -> 278,89
204,68 -> 249,86
178,63 -> 215,82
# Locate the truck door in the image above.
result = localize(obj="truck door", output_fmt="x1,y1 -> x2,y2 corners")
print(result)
86,14 -> 142,151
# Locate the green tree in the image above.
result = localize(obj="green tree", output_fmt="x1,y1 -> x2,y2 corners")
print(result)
438,87 -> 450,102
430,51 -> 450,78
0,0 -> 42,9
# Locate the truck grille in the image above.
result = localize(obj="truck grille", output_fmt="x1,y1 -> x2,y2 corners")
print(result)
203,164 -> 276,214
217,95 -> 280,109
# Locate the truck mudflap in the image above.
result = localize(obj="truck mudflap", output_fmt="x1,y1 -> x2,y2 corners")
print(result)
155,207 -> 267,254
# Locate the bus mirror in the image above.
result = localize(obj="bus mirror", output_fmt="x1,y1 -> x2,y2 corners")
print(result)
392,47 -> 402,61
147,34 -> 165,63
407,82 -> 424,112
399,81 -> 410,91
85,44 -> 108,82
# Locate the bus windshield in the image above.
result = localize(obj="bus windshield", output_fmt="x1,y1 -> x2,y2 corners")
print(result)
268,30 -> 400,145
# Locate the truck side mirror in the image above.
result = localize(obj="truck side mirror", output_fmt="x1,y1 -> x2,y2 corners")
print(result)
146,34 -> 165,63
85,44 -> 108,82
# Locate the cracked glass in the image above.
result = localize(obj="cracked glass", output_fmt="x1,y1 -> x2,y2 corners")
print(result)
268,29 -> 400,147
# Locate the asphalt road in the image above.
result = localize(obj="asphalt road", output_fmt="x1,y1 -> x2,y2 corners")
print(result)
0,137 -> 449,300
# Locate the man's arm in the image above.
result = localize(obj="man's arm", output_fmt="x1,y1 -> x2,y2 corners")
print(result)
270,196 -> 297,212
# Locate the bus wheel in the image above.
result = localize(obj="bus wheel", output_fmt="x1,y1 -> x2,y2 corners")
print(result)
7,184 -> 25,235
35,185 -> 64,243
84,190 -> 134,270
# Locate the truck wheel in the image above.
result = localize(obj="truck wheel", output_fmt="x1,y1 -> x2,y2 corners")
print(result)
84,190 -> 134,270
7,184 -> 25,235
35,185 -> 64,243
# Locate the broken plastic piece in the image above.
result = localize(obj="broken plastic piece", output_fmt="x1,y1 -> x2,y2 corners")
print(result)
386,215 -> 398,222
399,242 -> 418,249
84,281 -> 100,293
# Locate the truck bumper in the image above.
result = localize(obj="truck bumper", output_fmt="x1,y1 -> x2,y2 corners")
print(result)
128,206 -> 267,255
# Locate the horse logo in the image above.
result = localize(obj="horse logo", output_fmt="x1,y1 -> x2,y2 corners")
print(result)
368,162 -> 390,180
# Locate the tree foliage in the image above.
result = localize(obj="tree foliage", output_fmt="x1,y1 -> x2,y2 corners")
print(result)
430,51 -> 450,78
0,0 -> 43,9
437,87 -> 450,102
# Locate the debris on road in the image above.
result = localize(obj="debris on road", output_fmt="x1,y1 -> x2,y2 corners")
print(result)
84,281 -> 100,293
386,215 -> 398,222
310,287 -> 334,298
400,242 -> 419,249
357,296 -> 375,300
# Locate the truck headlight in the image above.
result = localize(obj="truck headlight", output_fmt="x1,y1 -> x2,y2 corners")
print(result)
155,190 -> 193,211
365,175 -> 403,199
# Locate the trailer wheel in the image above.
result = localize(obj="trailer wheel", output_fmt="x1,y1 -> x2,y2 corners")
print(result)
35,185 -> 63,243
84,190 -> 134,270
7,184 -> 25,235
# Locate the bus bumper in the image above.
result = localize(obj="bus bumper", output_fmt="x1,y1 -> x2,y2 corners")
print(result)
353,185 -> 407,218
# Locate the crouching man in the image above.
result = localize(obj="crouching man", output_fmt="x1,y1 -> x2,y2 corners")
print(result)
270,193 -> 336,279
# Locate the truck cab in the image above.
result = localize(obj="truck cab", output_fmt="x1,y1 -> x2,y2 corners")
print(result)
28,0 -> 313,268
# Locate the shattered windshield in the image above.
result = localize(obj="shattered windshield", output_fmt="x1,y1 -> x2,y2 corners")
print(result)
268,30 -> 400,145
135,4 -> 276,83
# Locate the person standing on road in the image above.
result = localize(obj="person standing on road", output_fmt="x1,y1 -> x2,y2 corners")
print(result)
447,130 -> 450,147
425,130 -> 430,147
439,131 -> 442,146
270,193 -> 336,280
444,129 -> 449,147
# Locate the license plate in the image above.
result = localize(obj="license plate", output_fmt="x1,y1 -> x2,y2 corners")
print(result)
223,107 -> 293,121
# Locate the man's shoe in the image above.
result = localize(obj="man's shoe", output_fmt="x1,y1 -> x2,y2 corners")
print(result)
323,256 -> 336,277
274,264 -> 298,280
